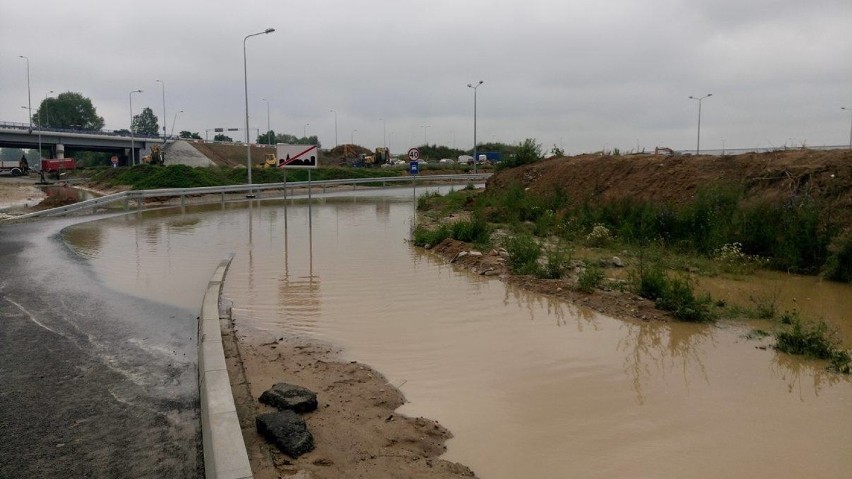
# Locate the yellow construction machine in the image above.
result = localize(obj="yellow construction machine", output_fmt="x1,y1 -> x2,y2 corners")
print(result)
260,153 -> 278,168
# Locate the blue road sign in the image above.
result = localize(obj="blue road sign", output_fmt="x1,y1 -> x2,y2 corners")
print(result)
409,161 -> 419,175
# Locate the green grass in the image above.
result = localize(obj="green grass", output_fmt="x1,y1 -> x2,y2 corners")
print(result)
576,264 -> 604,293
774,313 -> 851,374
504,234 -> 542,275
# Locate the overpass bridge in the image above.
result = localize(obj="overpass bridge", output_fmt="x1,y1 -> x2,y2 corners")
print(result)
0,121 -> 164,165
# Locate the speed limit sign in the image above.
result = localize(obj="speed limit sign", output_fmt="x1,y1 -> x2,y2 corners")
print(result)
407,148 -> 420,161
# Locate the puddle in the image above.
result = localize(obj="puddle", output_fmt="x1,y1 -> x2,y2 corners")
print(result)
63,195 -> 852,478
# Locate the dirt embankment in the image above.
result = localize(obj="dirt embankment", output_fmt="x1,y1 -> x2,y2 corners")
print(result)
489,149 -> 852,228
186,141 -> 277,168
224,326 -> 476,478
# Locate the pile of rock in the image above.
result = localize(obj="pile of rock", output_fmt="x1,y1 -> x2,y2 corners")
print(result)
255,382 -> 317,458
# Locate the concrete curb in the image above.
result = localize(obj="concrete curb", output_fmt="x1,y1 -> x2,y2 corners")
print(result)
199,257 -> 252,479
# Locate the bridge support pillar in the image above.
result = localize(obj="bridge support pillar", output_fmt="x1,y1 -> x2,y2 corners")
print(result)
56,143 -> 65,159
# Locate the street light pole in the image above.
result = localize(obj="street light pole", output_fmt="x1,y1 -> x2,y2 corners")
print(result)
467,80 -> 484,173
329,110 -> 338,148
43,90 -> 53,128
19,55 -> 31,132
129,89 -> 143,166
244,27 -> 276,197
262,98 -> 271,145
421,125 -> 431,145
169,110 -> 183,138
303,123 -> 310,139
156,79 -> 166,139
379,118 -> 386,149
688,93 -> 712,155
842,107 -> 852,149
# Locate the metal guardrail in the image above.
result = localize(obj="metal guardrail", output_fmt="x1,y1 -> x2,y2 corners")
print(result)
3,174 -> 490,222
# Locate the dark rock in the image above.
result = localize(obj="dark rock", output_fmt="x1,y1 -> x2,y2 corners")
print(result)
260,382 -> 318,413
256,411 -> 315,458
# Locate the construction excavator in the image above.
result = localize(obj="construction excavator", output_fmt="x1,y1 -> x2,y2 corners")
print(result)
142,145 -> 165,165
260,153 -> 278,168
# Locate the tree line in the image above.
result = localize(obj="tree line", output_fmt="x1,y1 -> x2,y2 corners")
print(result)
29,91 -> 161,136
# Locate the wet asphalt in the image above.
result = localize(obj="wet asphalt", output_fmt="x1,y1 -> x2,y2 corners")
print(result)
0,216 -> 202,478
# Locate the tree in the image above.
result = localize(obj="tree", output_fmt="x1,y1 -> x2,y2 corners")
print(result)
32,91 -> 104,130
213,133 -> 233,142
132,107 -> 160,136
179,131 -> 202,140
257,130 -> 276,145
272,133 -> 320,148
497,138 -> 542,170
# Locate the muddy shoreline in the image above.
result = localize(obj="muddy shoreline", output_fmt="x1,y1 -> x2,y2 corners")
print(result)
221,302 -> 477,479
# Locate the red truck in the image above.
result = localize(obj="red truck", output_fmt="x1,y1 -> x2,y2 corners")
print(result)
41,158 -> 76,173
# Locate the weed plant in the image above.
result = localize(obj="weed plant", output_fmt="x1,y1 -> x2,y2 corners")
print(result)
504,234 -> 542,275
474,180 -> 849,282
775,313 -> 852,374
576,265 -> 605,293
538,245 -> 572,279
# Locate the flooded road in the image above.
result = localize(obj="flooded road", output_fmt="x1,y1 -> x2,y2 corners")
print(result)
63,192 -> 852,478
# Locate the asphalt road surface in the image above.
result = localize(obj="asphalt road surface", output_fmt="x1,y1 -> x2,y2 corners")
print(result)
0,216 -> 202,478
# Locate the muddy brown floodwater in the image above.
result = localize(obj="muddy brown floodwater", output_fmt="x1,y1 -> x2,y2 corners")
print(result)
63,192 -> 852,478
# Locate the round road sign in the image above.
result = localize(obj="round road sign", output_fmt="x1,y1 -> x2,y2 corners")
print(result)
407,148 -> 420,161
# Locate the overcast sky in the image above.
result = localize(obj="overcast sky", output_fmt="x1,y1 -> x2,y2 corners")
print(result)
2,0 -> 850,154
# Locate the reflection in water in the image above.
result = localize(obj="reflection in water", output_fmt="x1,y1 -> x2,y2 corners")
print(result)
60,196 -> 852,479
617,322 -> 713,405
770,352 -> 844,399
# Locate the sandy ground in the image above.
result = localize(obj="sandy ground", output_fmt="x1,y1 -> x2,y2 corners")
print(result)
222,309 -> 476,479
0,176 -> 46,215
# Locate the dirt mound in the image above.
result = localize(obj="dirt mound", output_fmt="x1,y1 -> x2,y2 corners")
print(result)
186,141 -> 276,168
488,149 -> 852,226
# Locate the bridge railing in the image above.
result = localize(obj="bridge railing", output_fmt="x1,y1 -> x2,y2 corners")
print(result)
3,173 -> 489,222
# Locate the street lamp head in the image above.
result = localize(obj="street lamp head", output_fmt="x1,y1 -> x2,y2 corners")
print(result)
264,28 -> 275,34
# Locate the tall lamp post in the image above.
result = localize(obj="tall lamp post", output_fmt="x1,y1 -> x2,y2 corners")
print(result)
262,98 -> 271,145
688,93 -> 712,155
43,90 -> 54,128
303,123 -> 310,138
19,55 -> 32,132
420,125 -> 431,145
169,110 -> 183,138
129,89 -> 143,165
842,107 -> 852,149
155,79 -> 167,139
244,27 -> 276,197
467,80 -> 484,173
329,109 -> 338,148
379,118 -> 386,149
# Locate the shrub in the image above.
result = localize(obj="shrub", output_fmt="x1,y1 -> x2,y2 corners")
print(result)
823,234 -> 852,283
576,264 -> 605,293
412,224 -> 450,247
775,314 -> 851,374
586,224 -> 612,246
497,138 -> 541,170
504,234 -> 541,275
450,216 -> 490,246
654,275 -> 713,322
538,245 -> 572,279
